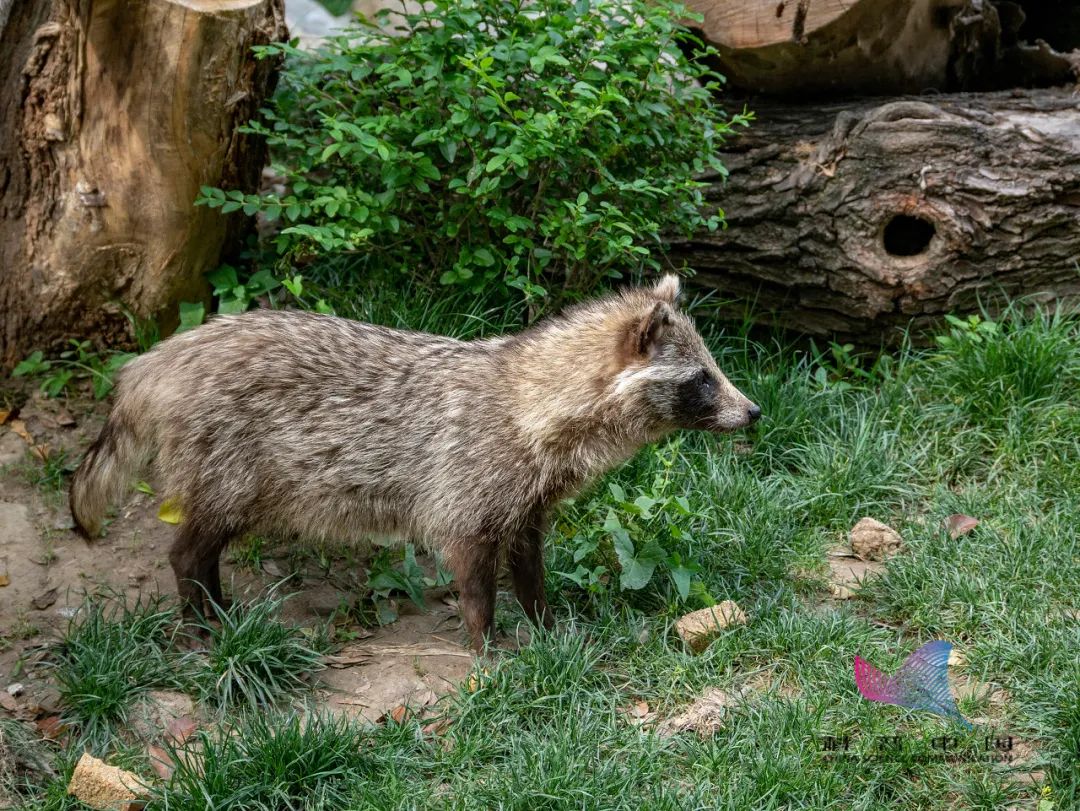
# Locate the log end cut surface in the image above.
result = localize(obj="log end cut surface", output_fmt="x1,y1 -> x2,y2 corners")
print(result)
672,90 -> 1080,340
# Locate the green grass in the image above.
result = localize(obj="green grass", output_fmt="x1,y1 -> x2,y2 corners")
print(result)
196,591 -> 328,709
45,593 -> 187,753
31,590 -> 325,764
16,298 -> 1080,810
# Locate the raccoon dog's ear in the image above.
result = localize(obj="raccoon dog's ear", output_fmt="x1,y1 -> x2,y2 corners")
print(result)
653,274 -> 681,306
634,301 -> 674,357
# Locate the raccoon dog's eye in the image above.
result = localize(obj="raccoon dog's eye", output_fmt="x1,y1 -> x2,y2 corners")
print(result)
696,369 -> 714,388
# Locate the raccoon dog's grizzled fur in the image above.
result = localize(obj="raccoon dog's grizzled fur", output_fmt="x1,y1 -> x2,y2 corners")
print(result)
70,275 -> 760,651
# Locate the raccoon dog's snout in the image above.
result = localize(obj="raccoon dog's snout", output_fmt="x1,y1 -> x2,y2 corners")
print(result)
69,273 -> 754,654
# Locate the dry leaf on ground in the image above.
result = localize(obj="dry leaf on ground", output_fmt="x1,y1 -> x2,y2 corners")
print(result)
422,717 -> 451,736
618,700 -> 655,726
8,420 -> 33,445
157,498 -> 183,525
946,514 -> 980,539
36,716 -> 68,741
655,689 -> 738,737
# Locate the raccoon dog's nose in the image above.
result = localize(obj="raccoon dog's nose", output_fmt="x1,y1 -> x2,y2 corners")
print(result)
747,405 -> 762,423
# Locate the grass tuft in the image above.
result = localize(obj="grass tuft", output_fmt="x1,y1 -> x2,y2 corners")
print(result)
151,711 -> 404,810
47,593 -> 186,752
196,591 -> 327,709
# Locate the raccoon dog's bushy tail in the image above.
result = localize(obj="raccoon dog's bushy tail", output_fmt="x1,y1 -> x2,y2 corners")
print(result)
70,397 -> 150,539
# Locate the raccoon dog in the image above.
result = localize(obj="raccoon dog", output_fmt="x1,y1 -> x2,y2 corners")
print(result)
70,275 -> 760,651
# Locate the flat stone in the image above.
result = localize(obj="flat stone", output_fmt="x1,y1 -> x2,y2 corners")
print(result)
675,601 -> 747,653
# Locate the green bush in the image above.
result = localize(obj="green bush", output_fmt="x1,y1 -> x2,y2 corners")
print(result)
199,0 -> 747,307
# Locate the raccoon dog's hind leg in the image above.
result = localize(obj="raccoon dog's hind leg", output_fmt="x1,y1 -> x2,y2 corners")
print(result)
168,505 -> 237,623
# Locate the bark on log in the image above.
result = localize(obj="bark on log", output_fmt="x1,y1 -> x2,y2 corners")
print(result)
0,0 -> 287,368
670,89 -> 1080,341
684,0 -> 1079,96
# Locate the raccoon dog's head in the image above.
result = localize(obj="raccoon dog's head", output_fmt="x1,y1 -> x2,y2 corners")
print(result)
616,275 -> 761,434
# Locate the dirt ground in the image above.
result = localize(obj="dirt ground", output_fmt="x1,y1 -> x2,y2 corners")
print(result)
0,384 -> 474,725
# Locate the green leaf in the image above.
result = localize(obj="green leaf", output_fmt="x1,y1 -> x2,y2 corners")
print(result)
177,301 -> 205,333
43,370 -> 73,398
633,495 -> 657,519
374,598 -> 398,626
281,275 -> 304,297
367,544 -> 426,608
572,534 -> 598,562
245,269 -> 282,296
617,550 -> 660,591
669,564 -> 694,601
207,265 -> 239,292
12,351 -> 49,377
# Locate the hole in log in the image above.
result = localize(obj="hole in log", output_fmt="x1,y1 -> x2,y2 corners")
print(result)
882,215 -> 935,257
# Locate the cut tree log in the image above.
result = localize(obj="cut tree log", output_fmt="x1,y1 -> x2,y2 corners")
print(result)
670,88 -> 1080,341
684,0 -> 1079,96
0,0 -> 287,368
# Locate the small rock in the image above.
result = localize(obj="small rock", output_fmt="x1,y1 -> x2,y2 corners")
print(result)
166,716 -> 197,745
849,517 -> 903,562
23,685 -> 62,717
675,601 -> 747,652
66,752 -> 147,810
30,587 -> 59,611
830,584 -> 856,600
5,683 -> 24,698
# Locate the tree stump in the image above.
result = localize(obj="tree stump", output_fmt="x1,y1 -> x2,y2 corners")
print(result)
684,0 -> 1079,96
0,0 -> 287,368
670,89 -> 1080,341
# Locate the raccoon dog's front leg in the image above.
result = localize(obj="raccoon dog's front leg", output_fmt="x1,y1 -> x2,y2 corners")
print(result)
446,538 -> 499,654
508,528 -> 554,631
